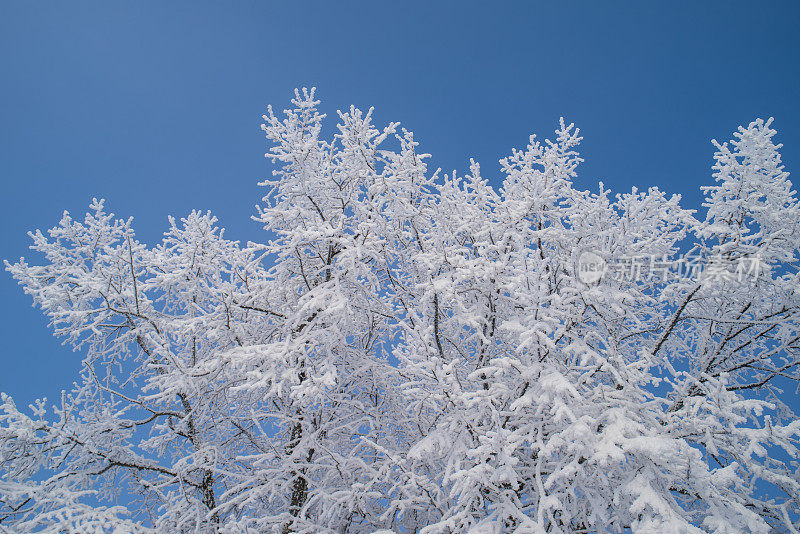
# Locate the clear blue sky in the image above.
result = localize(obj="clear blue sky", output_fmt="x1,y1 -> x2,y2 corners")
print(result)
1,1 -> 799,405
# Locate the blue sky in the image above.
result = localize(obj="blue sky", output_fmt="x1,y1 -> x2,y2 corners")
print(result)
1,1 -> 799,405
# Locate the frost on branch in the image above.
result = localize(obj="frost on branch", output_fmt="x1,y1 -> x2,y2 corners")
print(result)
2,90 -> 799,533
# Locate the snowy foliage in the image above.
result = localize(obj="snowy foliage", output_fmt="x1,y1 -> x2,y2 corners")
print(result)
2,89 -> 800,533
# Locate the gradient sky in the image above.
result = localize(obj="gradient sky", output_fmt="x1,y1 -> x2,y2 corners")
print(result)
1,1 -> 799,406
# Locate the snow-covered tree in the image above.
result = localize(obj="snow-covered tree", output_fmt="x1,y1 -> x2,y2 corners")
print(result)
2,89 -> 799,533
